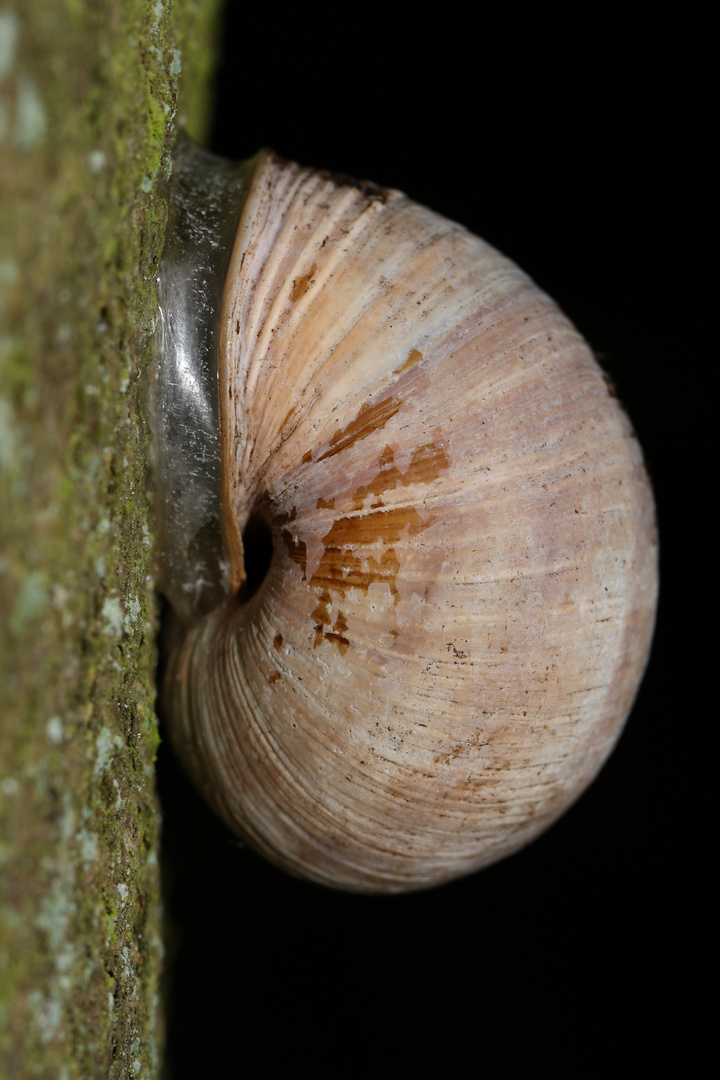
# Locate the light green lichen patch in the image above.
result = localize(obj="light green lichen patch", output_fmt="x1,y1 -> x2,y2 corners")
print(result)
76,828 -> 100,870
14,74 -> 47,147
101,596 -> 125,639
0,0 -> 225,1076
46,716 -> 64,745
0,397 -> 18,469
0,258 -> 19,288
94,727 -> 124,778
0,12 -> 20,82
9,568 -> 49,632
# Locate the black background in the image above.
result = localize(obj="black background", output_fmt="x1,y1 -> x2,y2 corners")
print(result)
159,10 -> 707,1076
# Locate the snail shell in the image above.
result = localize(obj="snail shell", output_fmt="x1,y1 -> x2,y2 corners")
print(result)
151,139 -> 657,893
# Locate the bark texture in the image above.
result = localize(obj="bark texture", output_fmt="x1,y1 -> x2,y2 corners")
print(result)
0,1 -> 222,1075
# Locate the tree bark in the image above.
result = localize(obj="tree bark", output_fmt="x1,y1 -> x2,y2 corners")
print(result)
0,2 -> 222,1074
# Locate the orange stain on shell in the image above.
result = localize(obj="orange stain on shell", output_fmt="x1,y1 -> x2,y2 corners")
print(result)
393,348 -> 423,374
290,263 -> 317,302
309,547 -> 401,603
317,397 -> 402,462
353,441 -> 450,508
320,506 -> 433,548
282,530 -> 307,580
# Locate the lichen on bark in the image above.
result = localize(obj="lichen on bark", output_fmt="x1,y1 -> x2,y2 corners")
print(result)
0,1 -> 223,1075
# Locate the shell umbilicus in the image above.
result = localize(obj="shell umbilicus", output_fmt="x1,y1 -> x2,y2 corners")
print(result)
149,139 -> 657,893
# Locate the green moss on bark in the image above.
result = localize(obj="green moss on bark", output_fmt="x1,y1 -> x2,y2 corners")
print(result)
0,1 -> 223,1076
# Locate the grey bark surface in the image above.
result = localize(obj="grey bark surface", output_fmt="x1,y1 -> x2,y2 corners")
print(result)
0,1 -> 223,1075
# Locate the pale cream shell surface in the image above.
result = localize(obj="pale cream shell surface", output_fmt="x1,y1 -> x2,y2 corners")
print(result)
166,151 -> 657,893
